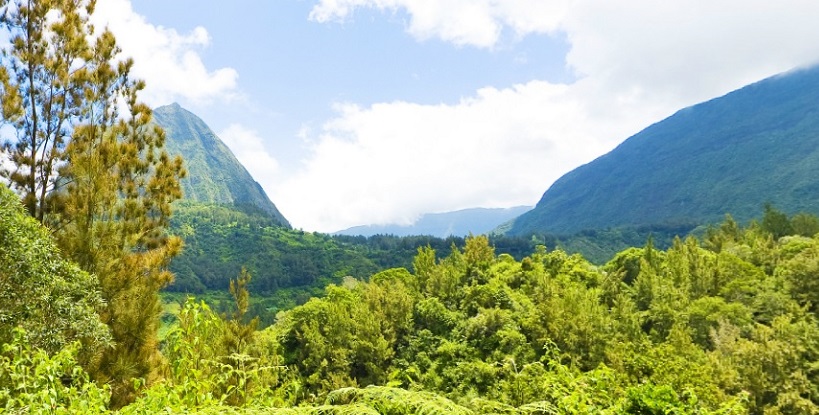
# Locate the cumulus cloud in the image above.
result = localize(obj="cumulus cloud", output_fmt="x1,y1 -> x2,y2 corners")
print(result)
564,0 -> 819,105
309,0 -> 569,48
0,149 -> 10,186
277,79 -> 657,232
281,0 -> 819,232
91,0 -> 238,106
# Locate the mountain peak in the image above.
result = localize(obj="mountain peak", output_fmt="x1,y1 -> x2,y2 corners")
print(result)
156,102 -> 183,113
153,104 -> 291,228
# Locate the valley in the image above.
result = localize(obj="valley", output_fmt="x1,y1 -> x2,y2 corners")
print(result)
4,2 -> 819,413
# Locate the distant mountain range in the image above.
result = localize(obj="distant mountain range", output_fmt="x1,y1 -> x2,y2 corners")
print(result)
506,65 -> 819,236
154,103 -> 290,228
334,206 -> 531,238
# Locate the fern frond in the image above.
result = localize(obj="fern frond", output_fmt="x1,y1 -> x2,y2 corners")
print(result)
323,386 -> 474,415
517,401 -> 560,415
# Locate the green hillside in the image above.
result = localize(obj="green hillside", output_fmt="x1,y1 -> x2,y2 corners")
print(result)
154,103 -> 290,227
507,66 -> 819,236
166,201 -> 530,298
167,202 -> 381,295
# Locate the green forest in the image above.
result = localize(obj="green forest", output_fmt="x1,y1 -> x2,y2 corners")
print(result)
165,201 -> 545,323
7,176 -> 819,413
5,1 -> 819,414
163,201 -> 692,329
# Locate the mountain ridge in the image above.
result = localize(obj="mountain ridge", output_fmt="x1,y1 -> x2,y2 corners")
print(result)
506,65 -> 819,236
335,206 -> 531,237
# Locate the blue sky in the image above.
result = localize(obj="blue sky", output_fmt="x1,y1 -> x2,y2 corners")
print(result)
93,0 -> 819,232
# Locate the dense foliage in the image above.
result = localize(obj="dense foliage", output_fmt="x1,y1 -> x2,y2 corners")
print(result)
168,202 -> 383,295
0,0 -> 185,406
0,185 -> 110,358
168,201 -> 691,299
167,203 -> 548,325
6,2 -> 819,413
267,227 -> 796,414
7,207 -> 819,414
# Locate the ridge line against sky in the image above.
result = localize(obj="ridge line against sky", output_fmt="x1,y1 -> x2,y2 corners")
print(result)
90,0 -> 819,233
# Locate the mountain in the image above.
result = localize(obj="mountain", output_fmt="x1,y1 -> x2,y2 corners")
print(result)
334,206 -> 531,237
153,103 -> 290,227
506,66 -> 819,236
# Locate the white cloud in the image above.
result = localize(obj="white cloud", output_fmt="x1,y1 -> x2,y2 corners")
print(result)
563,0 -> 819,105
277,79 -> 657,232
91,0 -> 238,106
0,148 -> 10,187
219,124 -> 281,189
309,0 -> 568,48
283,0 -> 819,232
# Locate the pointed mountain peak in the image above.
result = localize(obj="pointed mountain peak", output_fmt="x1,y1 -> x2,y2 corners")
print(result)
153,104 -> 291,228
155,102 -> 183,112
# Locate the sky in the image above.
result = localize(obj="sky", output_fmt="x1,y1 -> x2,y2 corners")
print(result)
89,0 -> 819,232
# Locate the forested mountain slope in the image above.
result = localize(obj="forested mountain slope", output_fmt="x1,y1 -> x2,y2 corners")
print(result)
507,65 -> 819,236
166,202 -> 383,295
154,103 -> 290,227
165,201 -> 534,299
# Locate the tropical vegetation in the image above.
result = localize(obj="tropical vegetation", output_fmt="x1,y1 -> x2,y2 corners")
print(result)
4,1 -> 819,414
6,186 -> 819,413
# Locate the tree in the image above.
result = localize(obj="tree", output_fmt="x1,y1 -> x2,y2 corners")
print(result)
761,203 -> 793,239
0,0 -> 185,406
0,185 -> 110,358
0,0 -> 96,221
223,268 -> 259,355
57,93 -> 184,406
464,234 -> 495,284
56,57 -> 184,407
791,212 -> 819,237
